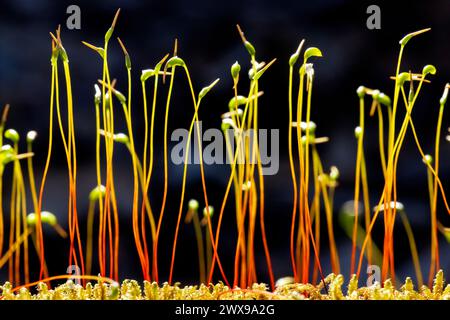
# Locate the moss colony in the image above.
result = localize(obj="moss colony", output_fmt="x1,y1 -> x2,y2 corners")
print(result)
1,9 -> 450,300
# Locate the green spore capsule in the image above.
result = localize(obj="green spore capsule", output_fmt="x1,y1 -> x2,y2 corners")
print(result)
231,61 -> 241,80
228,96 -> 247,110
199,78 -> 220,100
27,211 -> 58,227
304,47 -> 323,62
5,128 -> 19,143
166,56 -> 185,68
203,206 -> 214,218
356,86 -> 366,98
422,64 -> 436,76
114,133 -> 130,144
26,130 -> 37,143
188,199 -> 199,212
89,185 -> 107,201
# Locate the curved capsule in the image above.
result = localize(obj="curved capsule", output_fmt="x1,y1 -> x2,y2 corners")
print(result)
94,84 -> 102,104
231,61 -> 241,80
304,47 -> 323,62
27,211 -> 58,227
228,96 -> 247,110
203,206 -> 214,218
5,128 -> 19,143
188,199 -> 199,212
114,133 -> 130,144
422,64 -> 437,76
166,56 -> 185,69
356,86 -> 366,98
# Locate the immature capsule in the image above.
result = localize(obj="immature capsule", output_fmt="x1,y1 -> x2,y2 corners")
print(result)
340,200 -> 363,218
26,131 -> 37,143
114,133 -> 130,145
304,47 -> 323,62
203,206 -> 214,218
422,154 -> 433,165
354,126 -> 363,139
141,69 -> 156,82
104,9 -> 120,42
300,121 -> 317,134
221,118 -> 237,131
4,128 -> 19,143
399,28 -> 431,46
228,96 -> 247,110
373,91 -> 391,107
0,144 -> 16,165
231,61 -> 241,80
289,40 -> 304,67
117,38 -> 131,70
440,84 -> 450,105
221,121 -> 231,132
166,56 -> 185,68
89,185 -> 106,201
378,93 -> 391,106
356,86 -> 366,99
82,41 -> 106,59
185,199 -> 200,223
396,72 -> 411,87
58,45 -> 69,63
201,206 -> 214,226
301,135 -> 315,145
199,78 -> 220,100
329,166 -> 340,181
236,24 -> 256,57
94,84 -> 102,104
244,41 -> 256,57
422,64 -> 437,76
141,56 -> 169,82
188,199 -> 199,212
104,93 -> 112,108
27,211 -> 58,227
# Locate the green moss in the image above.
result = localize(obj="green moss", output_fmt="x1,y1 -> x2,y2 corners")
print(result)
2,271 -> 450,300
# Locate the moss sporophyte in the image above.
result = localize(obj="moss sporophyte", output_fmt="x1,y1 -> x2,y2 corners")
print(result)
1,10 -> 450,300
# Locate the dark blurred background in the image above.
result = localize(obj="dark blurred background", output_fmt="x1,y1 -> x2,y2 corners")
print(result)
1,0 -> 450,285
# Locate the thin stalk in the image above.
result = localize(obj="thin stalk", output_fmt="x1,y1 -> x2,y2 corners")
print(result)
288,62 -> 299,281
428,95 -> 446,285
189,211 -> 205,284
152,66 -> 176,282
36,43 -> 58,280
351,96 -> 364,275
208,80 -> 256,286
